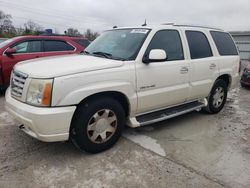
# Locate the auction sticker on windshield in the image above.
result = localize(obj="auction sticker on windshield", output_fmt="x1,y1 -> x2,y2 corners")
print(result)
130,29 -> 149,34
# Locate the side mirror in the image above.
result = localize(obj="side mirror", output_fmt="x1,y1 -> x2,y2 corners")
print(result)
143,49 -> 167,64
5,48 -> 16,56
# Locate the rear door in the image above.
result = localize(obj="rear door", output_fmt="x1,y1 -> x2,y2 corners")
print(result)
42,40 -> 76,57
185,30 -> 219,100
2,40 -> 42,85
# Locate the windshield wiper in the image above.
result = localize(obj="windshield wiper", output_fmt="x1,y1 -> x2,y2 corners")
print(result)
91,51 -> 127,61
92,51 -> 113,59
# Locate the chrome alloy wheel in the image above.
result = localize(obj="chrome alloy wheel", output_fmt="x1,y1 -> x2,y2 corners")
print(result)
212,87 -> 225,108
87,109 -> 117,144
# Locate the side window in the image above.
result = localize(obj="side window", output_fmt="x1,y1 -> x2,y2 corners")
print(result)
13,42 -> 28,53
186,31 -> 213,59
146,30 -> 184,61
27,41 -> 42,53
44,40 -> 75,52
210,31 -> 238,56
73,39 -> 90,47
13,41 -> 42,53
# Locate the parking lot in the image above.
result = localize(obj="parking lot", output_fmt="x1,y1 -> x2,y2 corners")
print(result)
0,83 -> 249,188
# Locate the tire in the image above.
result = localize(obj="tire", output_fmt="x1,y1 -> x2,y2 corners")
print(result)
203,79 -> 228,114
70,97 -> 125,153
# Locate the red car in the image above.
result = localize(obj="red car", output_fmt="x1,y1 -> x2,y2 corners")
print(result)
241,64 -> 250,87
0,35 -> 90,89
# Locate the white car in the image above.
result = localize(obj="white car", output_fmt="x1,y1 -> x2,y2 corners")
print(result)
5,24 -> 240,153
0,38 -> 8,43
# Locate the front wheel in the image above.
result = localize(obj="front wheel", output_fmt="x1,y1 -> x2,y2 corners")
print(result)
70,97 -> 125,153
203,79 -> 228,114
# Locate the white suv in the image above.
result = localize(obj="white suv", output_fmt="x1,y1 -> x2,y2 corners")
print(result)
5,24 -> 240,153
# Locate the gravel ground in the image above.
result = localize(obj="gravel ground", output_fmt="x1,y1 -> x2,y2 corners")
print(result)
0,85 -> 250,188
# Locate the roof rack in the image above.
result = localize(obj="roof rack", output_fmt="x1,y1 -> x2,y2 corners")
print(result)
161,23 -> 223,31
162,23 -> 175,25
173,24 -> 223,31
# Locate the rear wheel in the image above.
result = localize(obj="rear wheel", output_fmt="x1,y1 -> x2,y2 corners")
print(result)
204,79 -> 228,114
70,97 -> 125,153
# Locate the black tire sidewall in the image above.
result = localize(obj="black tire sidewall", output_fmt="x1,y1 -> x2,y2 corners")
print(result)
207,79 -> 228,114
71,97 -> 125,153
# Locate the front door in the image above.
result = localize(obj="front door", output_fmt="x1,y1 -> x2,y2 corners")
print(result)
2,40 -> 43,85
136,29 -> 190,114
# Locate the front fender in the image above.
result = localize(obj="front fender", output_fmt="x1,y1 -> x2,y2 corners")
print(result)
52,76 -> 137,116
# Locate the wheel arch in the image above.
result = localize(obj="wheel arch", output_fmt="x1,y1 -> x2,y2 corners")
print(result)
217,74 -> 232,89
77,91 -> 131,117
69,91 -> 131,137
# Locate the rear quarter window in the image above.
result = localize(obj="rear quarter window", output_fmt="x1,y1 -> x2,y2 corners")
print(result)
210,31 -> 238,56
73,39 -> 90,48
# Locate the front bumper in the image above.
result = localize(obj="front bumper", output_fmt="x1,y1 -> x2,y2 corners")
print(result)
5,88 -> 76,142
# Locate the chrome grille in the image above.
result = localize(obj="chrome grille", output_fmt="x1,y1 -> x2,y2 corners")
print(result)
11,71 -> 28,99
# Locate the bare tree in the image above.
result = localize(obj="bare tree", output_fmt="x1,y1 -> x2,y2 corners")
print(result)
0,10 -> 16,37
65,28 -> 82,37
84,29 -> 99,41
23,20 -> 43,35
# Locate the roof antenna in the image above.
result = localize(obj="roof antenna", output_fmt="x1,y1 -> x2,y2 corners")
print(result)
113,26 -> 118,29
142,19 -> 147,26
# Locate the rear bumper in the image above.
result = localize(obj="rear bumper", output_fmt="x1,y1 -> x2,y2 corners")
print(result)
240,73 -> 250,86
5,88 -> 76,142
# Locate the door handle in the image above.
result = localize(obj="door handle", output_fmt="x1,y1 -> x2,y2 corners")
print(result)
180,67 -> 189,74
209,63 -> 216,69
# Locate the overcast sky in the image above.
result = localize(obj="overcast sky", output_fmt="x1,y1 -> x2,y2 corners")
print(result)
1,0 -> 250,34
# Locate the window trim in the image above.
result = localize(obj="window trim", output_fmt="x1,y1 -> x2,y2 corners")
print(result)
3,39 -> 43,56
2,38 -> 77,56
185,30 -> 213,60
143,29 -> 185,62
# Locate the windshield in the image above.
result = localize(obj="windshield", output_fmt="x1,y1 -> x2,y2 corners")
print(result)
0,38 -> 14,49
84,28 -> 150,60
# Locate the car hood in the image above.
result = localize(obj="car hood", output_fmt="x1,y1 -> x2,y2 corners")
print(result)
14,54 -> 124,78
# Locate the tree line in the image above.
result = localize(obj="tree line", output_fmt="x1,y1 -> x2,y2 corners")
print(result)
0,10 -> 99,41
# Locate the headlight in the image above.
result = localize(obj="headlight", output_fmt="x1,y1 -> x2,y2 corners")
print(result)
26,79 -> 53,106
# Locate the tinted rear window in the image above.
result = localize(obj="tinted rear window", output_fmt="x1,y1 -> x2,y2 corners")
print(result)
210,31 -> 238,56
186,31 -> 213,59
44,40 -> 75,52
73,39 -> 90,47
